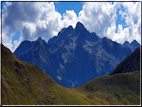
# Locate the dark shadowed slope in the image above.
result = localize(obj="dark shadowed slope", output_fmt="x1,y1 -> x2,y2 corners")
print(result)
74,46 -> 140,105
110,46 -> 141,75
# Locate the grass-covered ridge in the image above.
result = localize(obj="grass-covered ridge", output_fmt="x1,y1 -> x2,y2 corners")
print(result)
2,44 -> 140,105
1,44 -> 86,105
74,71 -> 140,105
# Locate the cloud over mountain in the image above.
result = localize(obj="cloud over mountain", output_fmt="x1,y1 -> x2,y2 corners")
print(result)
2,2 -> 63,51
2,2 -> 141,52
78,2 -> 141,44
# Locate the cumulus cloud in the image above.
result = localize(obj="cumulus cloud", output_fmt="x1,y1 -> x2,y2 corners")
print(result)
2,2 -> 63,52
106,2 -> 141,44
62,10 -> 78,28
78,2 -> 141,44
2,2 -> 80,52
2,2 -> 63,38
2,2 -> 141,52
78,2 -> 120,36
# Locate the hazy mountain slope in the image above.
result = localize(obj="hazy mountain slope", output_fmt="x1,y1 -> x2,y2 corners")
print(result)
1,44 -> 88,105
110,46 -> 141,75
14,22 -> 132,88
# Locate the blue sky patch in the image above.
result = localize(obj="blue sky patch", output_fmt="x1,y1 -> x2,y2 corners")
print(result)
54,2 -> 83,17
115,5 -> 128,33
12,32 -> 21,43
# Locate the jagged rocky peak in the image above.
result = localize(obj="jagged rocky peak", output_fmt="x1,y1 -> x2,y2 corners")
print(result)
58,25 -> 74,36
102,37 -> 112,43
131,39 -> 137,43
67,25 -> 73,30
35,37 -> 47,47
123,39 -> 140,52
123,41 -> 130,45
14,21 -> 133,88
37,37 -> 43,41
75,21 -> 86,30
131,39 -> 139,45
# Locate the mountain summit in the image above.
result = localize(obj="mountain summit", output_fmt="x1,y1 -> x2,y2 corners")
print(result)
14,22 -> 132,88
75,22 -> 86,30
123,40 -> 140,52
37,37 -> 42,41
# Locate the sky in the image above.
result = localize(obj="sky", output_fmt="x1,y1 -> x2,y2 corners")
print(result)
1,1 -> 141,52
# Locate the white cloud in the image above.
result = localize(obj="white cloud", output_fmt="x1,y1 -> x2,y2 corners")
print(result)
78,2 -> 120,37
2,2 -> 79,52
78,2 -> 141,44
2,2 -> 141,52
106,2 -> 141,44
62,10 -> 78,28
2,2 -> 63,52
107,24 -> 130,43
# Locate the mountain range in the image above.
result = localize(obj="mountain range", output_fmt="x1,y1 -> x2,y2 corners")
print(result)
123,40 -> 140,52
2,44 -> 140,105
14,22 -> 140,88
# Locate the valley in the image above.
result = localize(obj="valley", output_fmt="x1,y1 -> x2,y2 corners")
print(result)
2,44 -> 140,105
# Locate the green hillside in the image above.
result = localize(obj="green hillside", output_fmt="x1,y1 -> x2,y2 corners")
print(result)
2,44 -> 140,105
1,44 -> 87,105
73,46 -> 141,105
74,71 -> 140,105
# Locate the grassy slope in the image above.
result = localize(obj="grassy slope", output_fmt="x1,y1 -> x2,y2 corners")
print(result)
73,71 -> 140,105
72,46 -> 141,105
1,44 -> 87,105
2,44 -> 140,105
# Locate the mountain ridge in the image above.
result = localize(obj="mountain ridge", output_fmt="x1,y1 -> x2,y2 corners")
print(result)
123,40 -> 140,52
14,22 -> 133,88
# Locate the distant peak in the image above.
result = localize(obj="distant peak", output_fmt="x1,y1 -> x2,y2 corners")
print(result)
37,37 -> 42,41
124,41 -> 129,43
131,40 -> 138,44
76,21 -> 83,25
67,25 -> 73,30
102,37 -> 109,41
123,41 -> 130,45
75,21 -> 85,30
131,40 -> 140,47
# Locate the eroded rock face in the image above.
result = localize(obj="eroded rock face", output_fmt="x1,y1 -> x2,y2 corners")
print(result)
14,22 -> 132,88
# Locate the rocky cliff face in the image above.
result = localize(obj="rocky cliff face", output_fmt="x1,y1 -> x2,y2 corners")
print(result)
14,22 -> 132,88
